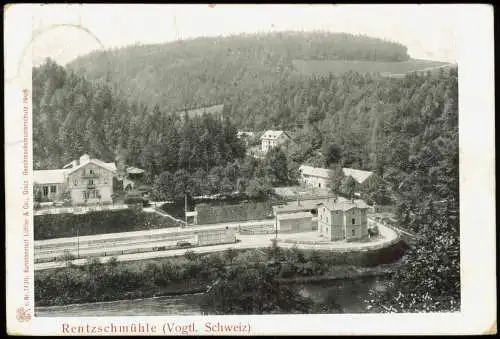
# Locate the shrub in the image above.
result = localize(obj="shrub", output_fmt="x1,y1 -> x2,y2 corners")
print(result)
59,250 -> 76,262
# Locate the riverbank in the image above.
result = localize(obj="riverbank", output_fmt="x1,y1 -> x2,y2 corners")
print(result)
35,244 -> 405,307
36,272 -> 395,317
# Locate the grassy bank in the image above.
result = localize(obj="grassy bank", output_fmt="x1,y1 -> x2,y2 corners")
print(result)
34,209 -> 183,240
35,242 -> 405,307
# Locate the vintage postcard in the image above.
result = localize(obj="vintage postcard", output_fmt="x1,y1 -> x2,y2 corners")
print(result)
5,4 -> 496,336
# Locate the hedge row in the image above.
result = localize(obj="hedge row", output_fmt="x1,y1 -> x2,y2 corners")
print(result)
34,209 -> 182,240
35,241 -> 406,307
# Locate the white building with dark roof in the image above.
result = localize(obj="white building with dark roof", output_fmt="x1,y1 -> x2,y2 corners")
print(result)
317,198 -> 370,241
260,130 -> 290,153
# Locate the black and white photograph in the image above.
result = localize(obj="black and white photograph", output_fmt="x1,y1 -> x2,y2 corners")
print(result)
5,4 -> 496,336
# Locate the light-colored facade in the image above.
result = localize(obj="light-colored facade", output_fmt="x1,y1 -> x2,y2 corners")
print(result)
65,159 -> 115,204
298,165 -> 333,189
260,130 -> 290,153
298,165 -> 378,192
317,199 -> 370,242
195,228 -> 236,246
34,154 -> 144,206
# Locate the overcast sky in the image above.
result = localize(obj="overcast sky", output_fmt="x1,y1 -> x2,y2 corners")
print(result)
24,4 -> 462,66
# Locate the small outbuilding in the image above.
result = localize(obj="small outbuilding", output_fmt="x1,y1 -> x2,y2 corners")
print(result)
275,211 -> 314,233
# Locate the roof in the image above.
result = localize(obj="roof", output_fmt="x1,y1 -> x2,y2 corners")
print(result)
273,198 -> 327,214
64,158 -> 117,175
126,166 -> 144,174
277,211 -> 313,220
342,168 -> 374,184
318,199 -> 370,212
299,165 -> 333,179
33,169 -> 68,184
260,130 -> 289,140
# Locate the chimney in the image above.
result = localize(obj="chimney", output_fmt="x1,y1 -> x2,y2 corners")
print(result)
80,154 -> 90,164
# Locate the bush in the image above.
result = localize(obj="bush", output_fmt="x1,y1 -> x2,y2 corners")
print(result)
59,250 -> 76,262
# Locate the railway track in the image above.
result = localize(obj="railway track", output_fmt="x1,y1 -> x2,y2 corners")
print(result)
35,220 -> 273,264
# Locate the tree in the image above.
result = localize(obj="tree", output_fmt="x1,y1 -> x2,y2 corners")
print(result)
223,248 -> 239,266
328,166 -> 344,193
152,171 -> 174,201
341,176 -> 357,199
200,264 -> 313,315
184,250 -> 199,263
246,177 -> 274,200
306,106 -> 324,125
265,147 -> 288,186
323,142 -> 342,167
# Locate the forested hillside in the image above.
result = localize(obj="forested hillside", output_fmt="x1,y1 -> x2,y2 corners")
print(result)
67,32 -> 410,113
33,33 -> 459,311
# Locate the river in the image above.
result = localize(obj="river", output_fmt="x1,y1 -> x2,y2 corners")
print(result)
35,275 -> 389,316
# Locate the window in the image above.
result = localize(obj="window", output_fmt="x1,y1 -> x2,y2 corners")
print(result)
74,179 -> 78,186
352,229 -> 355,236
50,185 -> 56,194
318,183 -> 321,188
352,218 -> 356,224
89,169 -> 94,175
82,191 -> 88,199
42,186 -> 48,196
89,179 -> 94,185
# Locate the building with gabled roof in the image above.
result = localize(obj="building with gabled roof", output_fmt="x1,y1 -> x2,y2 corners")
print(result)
317,198 -> 370,241
298,164 -> 379,192
260,130 -> 290,153
342,168 -> 374,185
34,154 -> 144,206
298,165 -> 333,189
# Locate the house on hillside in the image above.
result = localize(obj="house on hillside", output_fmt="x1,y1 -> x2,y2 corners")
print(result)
298,165 -> 379,193
260,130 -> 290,153
342,168 -> 379,192
317,198 -> 370,242
34,154 -> 145,206
298,165 -> 333,189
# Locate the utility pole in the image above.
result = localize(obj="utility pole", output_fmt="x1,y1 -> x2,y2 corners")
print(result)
184,194 -> 188,226
76,224 -> 80,259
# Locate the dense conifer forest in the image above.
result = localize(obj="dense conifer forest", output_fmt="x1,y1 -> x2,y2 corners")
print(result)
33,31 -> 459,312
